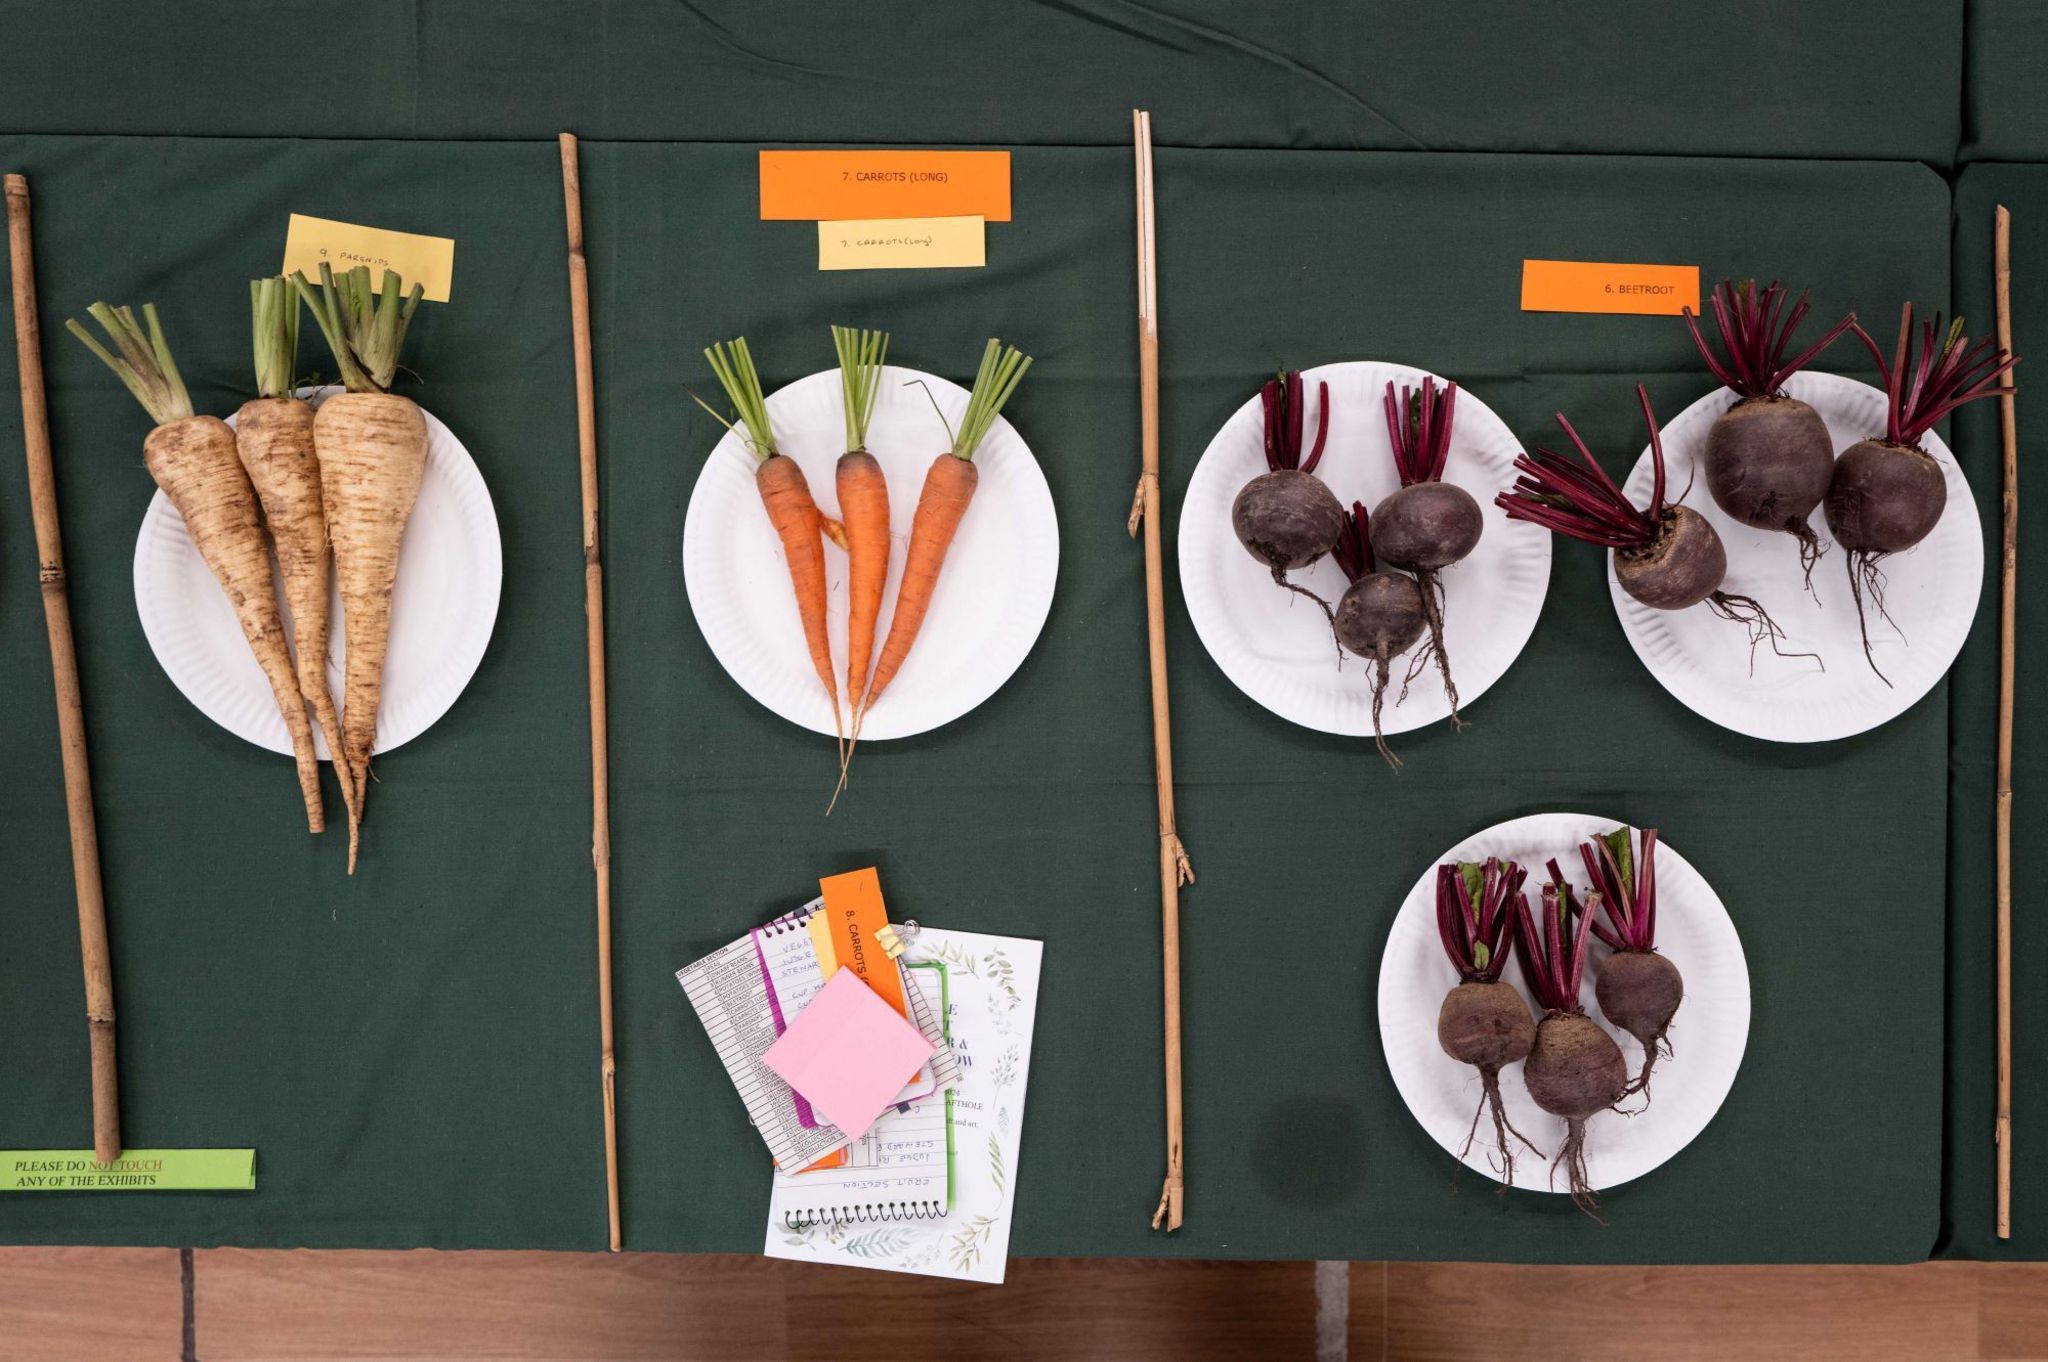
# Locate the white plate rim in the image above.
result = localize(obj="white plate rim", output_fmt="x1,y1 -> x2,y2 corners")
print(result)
681,364 -> 1058,742
1611,371 -> 1984,743
1376,811 -> 1752,1194
1177,360 -> 1552,737
131,386 -> 502,759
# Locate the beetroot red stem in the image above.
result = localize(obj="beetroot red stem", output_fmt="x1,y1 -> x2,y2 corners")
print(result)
1261,372 -> 1334,472
1852,304 -> 2020,447
1684,279 -> 1855,398
1331,501 -> 1374,583
1436,858 -> 1521,984
1302,381 -> 1331,474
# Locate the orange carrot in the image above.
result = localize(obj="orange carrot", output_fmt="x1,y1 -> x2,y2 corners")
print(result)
862,339 -> 1031,715
697,338 -> 842,753
833,325 -> 892,716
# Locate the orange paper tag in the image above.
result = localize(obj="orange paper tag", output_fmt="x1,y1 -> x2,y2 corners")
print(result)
818,868 -> 908,1018
759,151 -> 1011,222
1520,259 -> 1700,316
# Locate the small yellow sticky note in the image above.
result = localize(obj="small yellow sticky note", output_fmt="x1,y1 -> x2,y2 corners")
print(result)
1520,259 -> 1700,316
817,216 -> 985,271
282,214 -> 456,302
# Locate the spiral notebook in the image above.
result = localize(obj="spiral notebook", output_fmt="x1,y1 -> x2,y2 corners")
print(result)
767,963 -> 955,1229
768,926 -> 1042,1283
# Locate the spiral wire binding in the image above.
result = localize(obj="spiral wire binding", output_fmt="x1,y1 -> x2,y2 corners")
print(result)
784,1198 -> 945,1230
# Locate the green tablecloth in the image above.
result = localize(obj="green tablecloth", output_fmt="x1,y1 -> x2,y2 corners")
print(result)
0,1 -> 1962,160
0,133 -> 1957,1260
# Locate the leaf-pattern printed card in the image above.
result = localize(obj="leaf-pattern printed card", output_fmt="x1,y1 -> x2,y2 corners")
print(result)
763,927 -> 1042,1282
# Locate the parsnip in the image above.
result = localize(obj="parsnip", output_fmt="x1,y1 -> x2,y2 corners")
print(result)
291,264 -> 427,867
235,276 -> 357,848
68,301 -> 324,832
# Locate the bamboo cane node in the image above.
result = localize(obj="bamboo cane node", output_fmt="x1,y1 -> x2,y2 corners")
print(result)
1127,474 -> 1147,537
39,558 -> 64,587
1150,1173 -> 1184,1230
1164,831 -> 1195,885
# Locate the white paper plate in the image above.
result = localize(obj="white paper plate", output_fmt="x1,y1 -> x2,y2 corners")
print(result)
683,366 -> 1056,741
1179,362 -> 1551,736
133,388 -> 501,759
1616,371 -> 1983,742
1377,812 -> 1750,1194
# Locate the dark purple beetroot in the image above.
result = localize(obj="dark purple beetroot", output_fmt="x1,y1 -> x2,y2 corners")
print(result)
1498,385 -> 1813,670
1513,881 -> 1629,1220
1330,502 -> 1426,769
1826,439 -> 1947,553
1373,482 -> 1483,571
1567,826 -> 1683,1103
1613,504 -> 1725,610
1231,371 -> 1344,615
1434,858 -> 1541,1188
1232,469 -> 1345,571
1596,953 -> 1683,1090
1832,304 -> 2018,683
1372,378 -> 1481,726
1683,280 -> 1857,580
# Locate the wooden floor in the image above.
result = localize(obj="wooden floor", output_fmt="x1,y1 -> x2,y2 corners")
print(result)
3,1250 -> 2044,1360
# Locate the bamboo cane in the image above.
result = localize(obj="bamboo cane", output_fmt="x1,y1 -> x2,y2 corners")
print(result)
559,134 -> 620,1252
6,172 -> 121,1165
1995,203 -> 2017,1240
1130,111 -> 1192,1232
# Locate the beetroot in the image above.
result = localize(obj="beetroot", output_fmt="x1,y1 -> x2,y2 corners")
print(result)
1372,378 -> 1482,727
1682,279 -> 1857,582
1230,371 -> 1344,615
1513,879 -> 1628,1219
1497,384 -> 1812,669
1830,304 -> 2019,683
1331,501 -> 1426,768
1434,857 -> 1541,1188
1554,826 -> 1683,1103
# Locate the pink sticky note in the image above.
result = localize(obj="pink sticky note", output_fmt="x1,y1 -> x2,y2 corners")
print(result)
761,968 -> 935,1140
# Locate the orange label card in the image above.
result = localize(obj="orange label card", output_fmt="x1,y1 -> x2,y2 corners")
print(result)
759,151 -> 1011,222
1520,259 -> 1700,316
818,868 -> 908,1019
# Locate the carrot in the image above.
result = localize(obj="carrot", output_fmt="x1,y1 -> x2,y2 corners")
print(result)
236,276 -> 358,842
66,301 -> 324,833
862,338 -> 1032,716
695,337 -> 843,761
292,263 -> 427,871
830,325 -> 891,804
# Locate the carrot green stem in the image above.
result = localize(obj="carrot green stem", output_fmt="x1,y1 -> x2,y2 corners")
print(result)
702,337 -> 777,459
290,262 -> 423,394
832,325 -> 890,453
250,276 -> 301,399
65,301 -> 193,426
951,338 -> 1032,460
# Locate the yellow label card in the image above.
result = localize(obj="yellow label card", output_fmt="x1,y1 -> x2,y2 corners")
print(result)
1,1149 -> 255,1191
817,216 -> 985,271
281,214 -> 455,302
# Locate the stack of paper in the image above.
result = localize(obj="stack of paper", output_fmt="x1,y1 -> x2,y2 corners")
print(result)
675,868 -> 1042,1284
